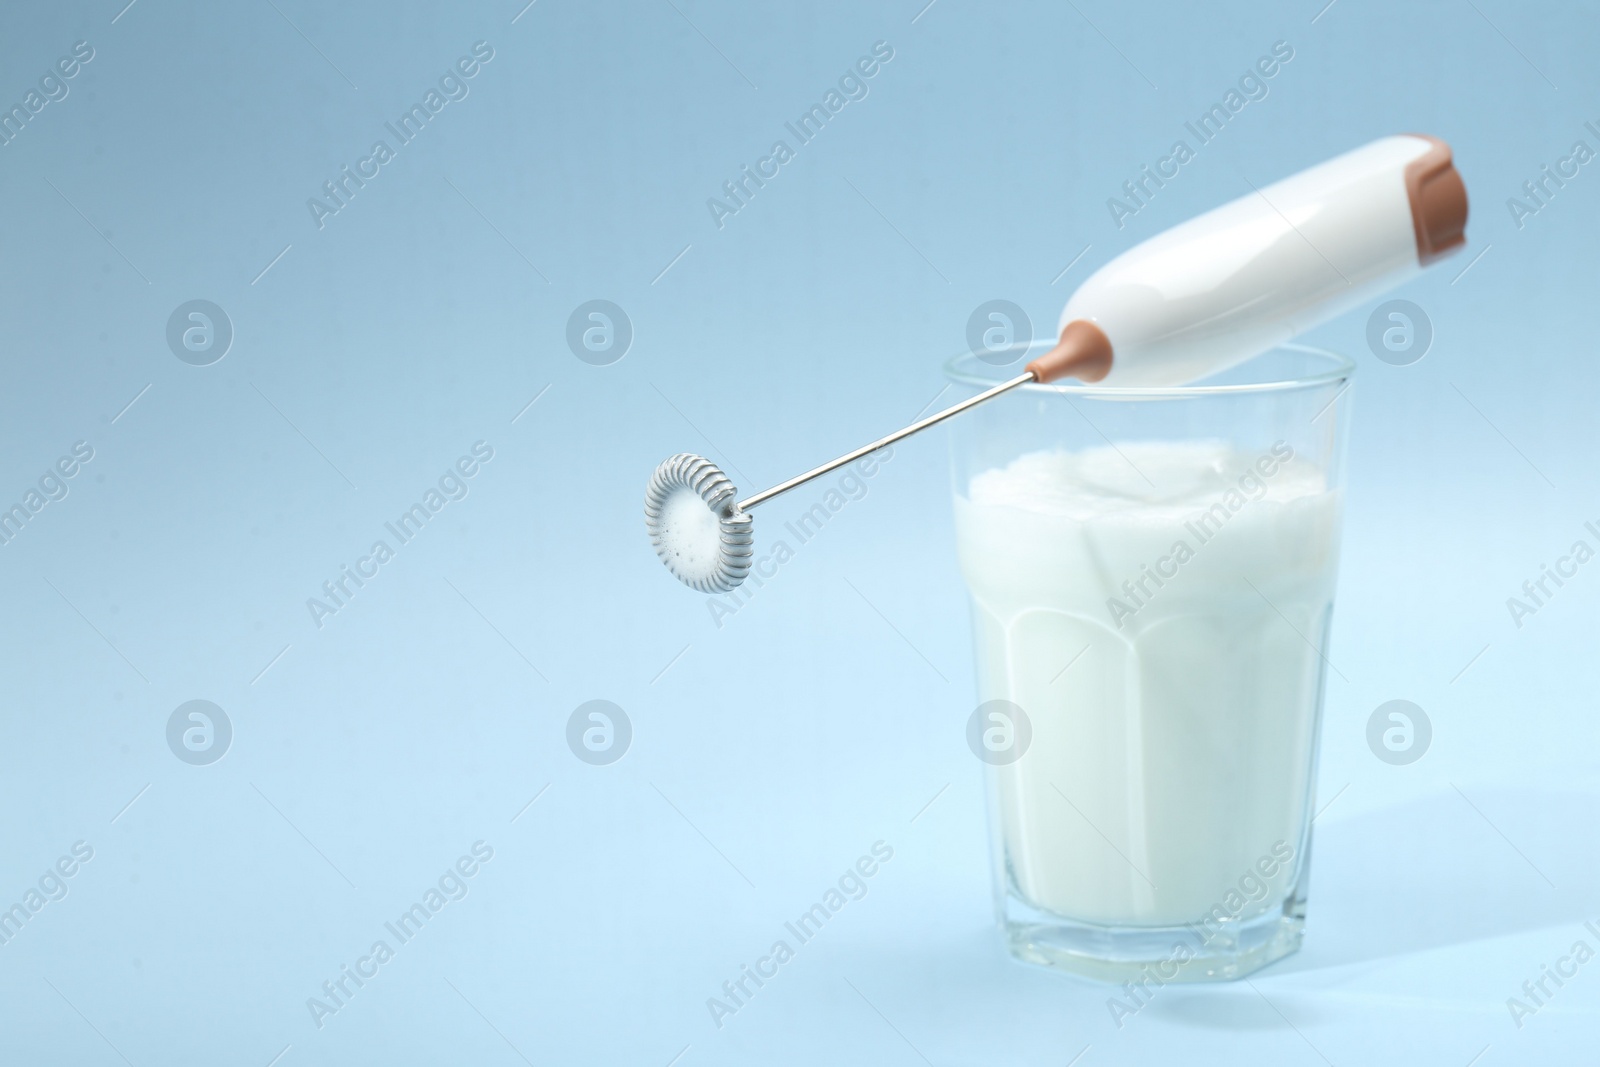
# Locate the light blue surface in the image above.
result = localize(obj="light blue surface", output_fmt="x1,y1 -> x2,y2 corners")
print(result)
1,0 -> 1595,1062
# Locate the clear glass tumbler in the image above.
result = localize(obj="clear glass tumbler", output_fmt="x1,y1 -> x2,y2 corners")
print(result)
946,341 -> 1354,983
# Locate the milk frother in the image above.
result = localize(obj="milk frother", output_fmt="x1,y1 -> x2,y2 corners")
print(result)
646,134 -> 1468,592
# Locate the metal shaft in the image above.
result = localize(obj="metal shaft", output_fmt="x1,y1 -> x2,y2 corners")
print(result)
736,372 -> 1034,511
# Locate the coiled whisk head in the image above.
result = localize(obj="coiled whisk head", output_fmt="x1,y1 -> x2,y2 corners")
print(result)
644,453 -> 754,592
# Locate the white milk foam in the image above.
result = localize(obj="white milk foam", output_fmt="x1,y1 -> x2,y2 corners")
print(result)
954,440 -> 1342,926
657,487 -> 724,587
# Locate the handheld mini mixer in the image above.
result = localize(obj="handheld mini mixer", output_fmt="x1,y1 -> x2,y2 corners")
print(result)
646,134 -> 1468,592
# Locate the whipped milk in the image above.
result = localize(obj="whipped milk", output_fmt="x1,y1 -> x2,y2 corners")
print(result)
954,440 -> 1341,927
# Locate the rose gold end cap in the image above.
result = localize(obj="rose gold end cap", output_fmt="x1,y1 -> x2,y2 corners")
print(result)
1404,134 -> 1469,265
1026,319 -> 1113,384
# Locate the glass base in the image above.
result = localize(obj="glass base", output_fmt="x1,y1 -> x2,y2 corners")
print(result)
1000,894 -> 1305,984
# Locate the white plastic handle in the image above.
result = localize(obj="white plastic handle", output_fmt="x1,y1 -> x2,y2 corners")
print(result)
1035,135 -> 1467,387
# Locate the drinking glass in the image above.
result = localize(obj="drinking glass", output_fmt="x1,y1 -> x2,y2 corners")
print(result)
946,341 -> 1354,982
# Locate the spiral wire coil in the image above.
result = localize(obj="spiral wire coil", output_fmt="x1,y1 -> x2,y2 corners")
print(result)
644,453 -> 755,593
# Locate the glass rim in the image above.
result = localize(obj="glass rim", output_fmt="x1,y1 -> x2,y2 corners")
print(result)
943,341 -> 1355,399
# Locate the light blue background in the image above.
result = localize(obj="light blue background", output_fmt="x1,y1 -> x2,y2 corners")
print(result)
1,0 -> 1595,1062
